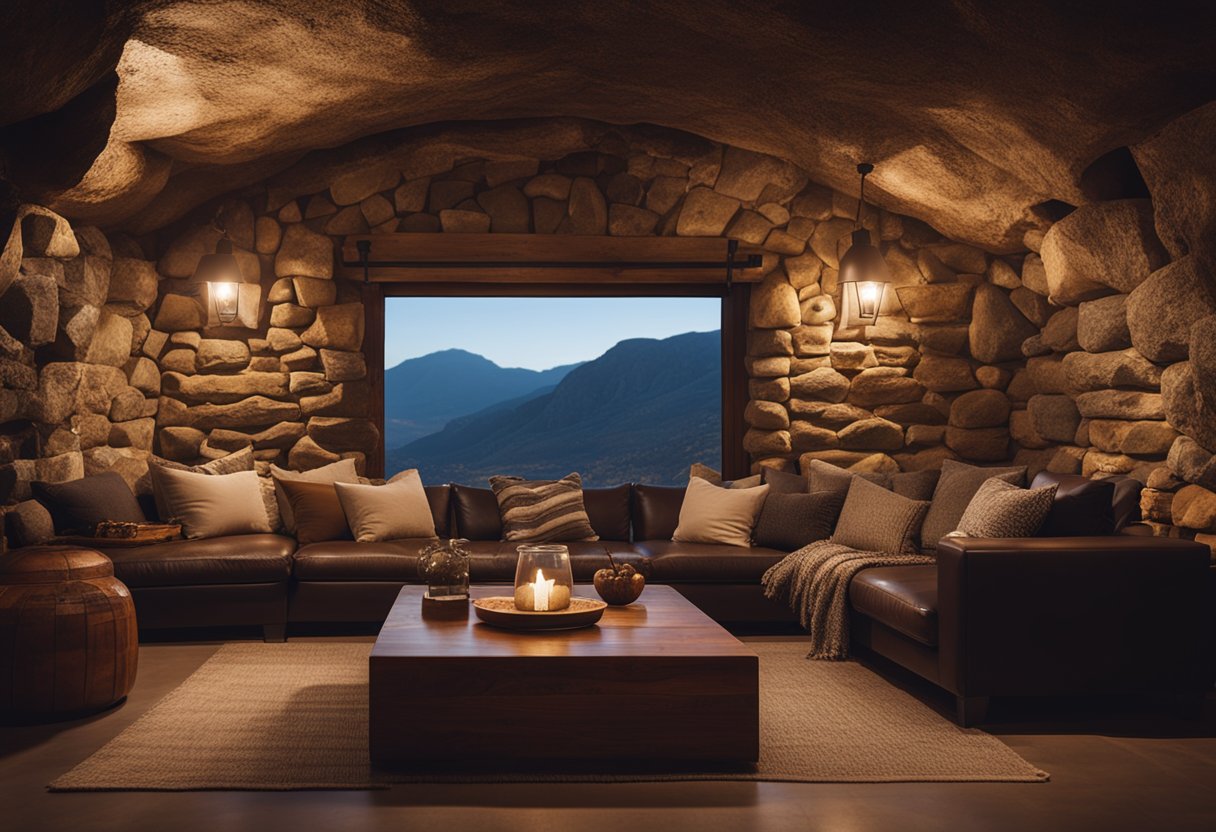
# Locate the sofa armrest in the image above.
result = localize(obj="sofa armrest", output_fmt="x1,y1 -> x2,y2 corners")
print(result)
935,536 -> 1213,699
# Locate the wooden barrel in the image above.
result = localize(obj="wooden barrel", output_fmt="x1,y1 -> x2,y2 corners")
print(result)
0,546 -> 139,722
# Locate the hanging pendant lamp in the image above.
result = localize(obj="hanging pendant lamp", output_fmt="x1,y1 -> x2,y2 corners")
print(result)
837,162 -> 891,329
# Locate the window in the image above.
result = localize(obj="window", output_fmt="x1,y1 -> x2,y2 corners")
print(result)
383,297 -> 721,486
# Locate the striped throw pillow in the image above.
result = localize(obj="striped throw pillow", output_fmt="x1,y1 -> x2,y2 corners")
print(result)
489,473 -> 599,542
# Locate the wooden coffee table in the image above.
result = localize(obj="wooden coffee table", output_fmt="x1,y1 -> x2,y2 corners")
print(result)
369,585 -> 759,767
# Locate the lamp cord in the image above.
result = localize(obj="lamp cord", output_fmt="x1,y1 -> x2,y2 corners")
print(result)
855,169 -> 867,228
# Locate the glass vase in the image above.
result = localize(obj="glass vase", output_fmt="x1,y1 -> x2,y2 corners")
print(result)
513,544 -> 573,611
418,538 -> 471,601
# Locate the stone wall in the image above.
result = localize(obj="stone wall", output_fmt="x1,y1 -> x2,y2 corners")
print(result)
2,114 -> 1215,551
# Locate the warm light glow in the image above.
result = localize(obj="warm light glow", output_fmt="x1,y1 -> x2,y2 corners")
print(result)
528,569 -> 555,611
211,281 -> 240,324
858,281 -> 879,308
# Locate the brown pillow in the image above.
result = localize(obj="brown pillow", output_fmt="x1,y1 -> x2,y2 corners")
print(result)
4,500 -> 56,546
832,476 -> 930,555
753,491 -> 843,550
31,471 -> 147,534
761,467 -> 808,494
489,472 -> 598,542
270,457 -> 361,534
690,462 -> 762,489
921,460 -> 1026,550
277,479 -> 352,544
953,478 -> 1058,538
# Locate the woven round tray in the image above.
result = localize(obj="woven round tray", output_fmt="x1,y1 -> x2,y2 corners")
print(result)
472,596 -> 607,631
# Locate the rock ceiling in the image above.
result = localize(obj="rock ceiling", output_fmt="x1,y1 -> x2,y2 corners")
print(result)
1,0 -> 1213,251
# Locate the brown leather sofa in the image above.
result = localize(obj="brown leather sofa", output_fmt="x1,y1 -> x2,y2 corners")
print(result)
846,473 -> 1214,724
75,472 -> 1211,724
287,483 -> 795,629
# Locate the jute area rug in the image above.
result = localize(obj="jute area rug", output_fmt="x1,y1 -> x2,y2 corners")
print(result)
50,641 -> 1047,790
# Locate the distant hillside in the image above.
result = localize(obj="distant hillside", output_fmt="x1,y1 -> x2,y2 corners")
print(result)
387,331 -> 721,486
383,349 -> 579,447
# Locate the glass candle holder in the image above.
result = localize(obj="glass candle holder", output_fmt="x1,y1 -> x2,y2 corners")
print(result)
418,538 -> 471,601
513,544 -> 573,611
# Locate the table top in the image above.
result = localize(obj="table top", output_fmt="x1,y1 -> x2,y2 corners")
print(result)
371,585 -> 756,660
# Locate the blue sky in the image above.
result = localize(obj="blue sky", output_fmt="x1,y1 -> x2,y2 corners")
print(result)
385,297 -> 721,370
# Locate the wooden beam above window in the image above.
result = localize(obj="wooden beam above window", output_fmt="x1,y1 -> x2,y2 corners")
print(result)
339,233 -> 767,284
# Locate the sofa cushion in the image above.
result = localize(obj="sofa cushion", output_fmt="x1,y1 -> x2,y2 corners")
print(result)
465,540 -> 646,581
849,565 -> 938,647
277,479 -> 352,544
452,484 -> 503,540
293,539 -> 433,581
631,484 -> 684,541
270,458 -> 361,534
1030,471 -> 1116,536
31,471 -> 146,534
583,484 -> 633,541
761,467 -> 808,494
149,467 -> 272,540
96,534 -> 295,588
673,478 -> 769,547
633,540 -> 787,583
335,470 -> 436,542
424,485 -> 452,538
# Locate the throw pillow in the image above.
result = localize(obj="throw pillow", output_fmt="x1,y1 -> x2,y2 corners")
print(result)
689,462 -> 762,489
920,460 -> 1026,550
806,459 -> 888,503
1029,471 -> 1116,536
4,499 -> 56,546
832,476 -> 930,555
31,471 -> 146,534
276,479 -> 354,544
953,478 -> 1058,538
890,469 -> 941,501
760,466 -> 809,494
147,467 -> 272,539
489,472 -> 599,542
753,491 -> 844,550
334,469 -> 437,543
150,447 -> 256,522
270,457 -> 361,534
672,477 -> 770,547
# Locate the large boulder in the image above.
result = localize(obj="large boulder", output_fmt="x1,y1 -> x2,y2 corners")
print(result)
275,223 -> 333,279
837,417 -> 903,450
1040,306 -> 1079,351
948,389 -> 1010,428
306,417 -> 380,452
1167,436 -> 1216,489
893,283 -> 973,323
846,367 -> 924,408
1040,199 -> 1167,304
676,187 -> 739,236
105,257 -> 158,313
1027,394 -> 1081,442
1161,361 -> 1216,450
749,273 -> 800,328
1076,389 -> 1165,420
319,349 -> 367,382
153,294 -> 206,331
744,400 -> 790,430
84,308 -> 134,367
1061,348 -> 1163,392
1126,256 -> 1216,362
913,354 -> 976,393
162,371 -> 291,404
300,303 -> 365,351
1087,419 -> 1179,456
1077,294 -> 1131,352
789,367 -> 850,402
157,395 -> 302,430
944,426 -> 1010,462
969,283 -> 1038,363
0,271 -> 58,346
1171,485 -> 1216,532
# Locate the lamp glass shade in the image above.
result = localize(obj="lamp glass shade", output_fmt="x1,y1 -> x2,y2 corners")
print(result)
210,281 -> 240,324
838,229 -> 891,327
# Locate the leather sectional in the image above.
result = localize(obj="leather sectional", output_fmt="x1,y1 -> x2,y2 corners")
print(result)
84,472 -> 1213,723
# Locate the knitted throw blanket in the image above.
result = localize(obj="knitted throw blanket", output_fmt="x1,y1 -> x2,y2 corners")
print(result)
762,541 -> 935,660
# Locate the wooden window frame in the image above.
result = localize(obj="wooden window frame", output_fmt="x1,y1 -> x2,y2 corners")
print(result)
362,282 -> 750,481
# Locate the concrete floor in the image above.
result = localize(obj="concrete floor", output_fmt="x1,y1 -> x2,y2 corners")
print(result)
3,635 -> 1215,832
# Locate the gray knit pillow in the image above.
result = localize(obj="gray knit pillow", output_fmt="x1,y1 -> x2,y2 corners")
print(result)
920,460 -> 1026,551
953,478 -> 1058,538
832,476 -> 930,555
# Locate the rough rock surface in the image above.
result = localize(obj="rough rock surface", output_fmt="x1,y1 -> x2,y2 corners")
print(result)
1040,200 -> 1167,304
12,4 -> 1211,255
969,284 -> 1038,364
1126,257 -> 1216,363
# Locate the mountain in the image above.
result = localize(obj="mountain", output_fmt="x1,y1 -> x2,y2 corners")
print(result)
382,349 -> 580,448
387,331 -> 721,486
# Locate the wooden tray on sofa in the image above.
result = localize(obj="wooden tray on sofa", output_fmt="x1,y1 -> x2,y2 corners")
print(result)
53,523 -> 183,547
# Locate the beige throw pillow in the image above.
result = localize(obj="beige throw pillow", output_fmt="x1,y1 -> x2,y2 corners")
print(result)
148,467 -> 272,540
672,477 -> 770,547
334,469 -> 437,543
270,458 -> 361,534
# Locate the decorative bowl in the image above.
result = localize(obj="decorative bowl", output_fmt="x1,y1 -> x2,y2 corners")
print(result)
472,596 -> 607,631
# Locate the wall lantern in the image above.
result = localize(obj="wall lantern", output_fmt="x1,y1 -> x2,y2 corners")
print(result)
191,213 -> 259,327
837,162 -> 892,330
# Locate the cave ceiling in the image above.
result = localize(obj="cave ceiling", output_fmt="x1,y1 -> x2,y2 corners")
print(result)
1,0 -> 1213,251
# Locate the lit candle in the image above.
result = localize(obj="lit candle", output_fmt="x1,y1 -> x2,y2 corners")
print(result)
531,568 -> 554,611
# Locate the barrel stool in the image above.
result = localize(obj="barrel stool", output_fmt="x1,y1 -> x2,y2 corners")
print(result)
0,546 -> 139,723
